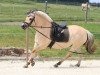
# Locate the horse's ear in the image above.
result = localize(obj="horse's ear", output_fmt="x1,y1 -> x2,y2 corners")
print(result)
26,9 -> 38,14
26,10 -> 32,14
32,9 -> 38,12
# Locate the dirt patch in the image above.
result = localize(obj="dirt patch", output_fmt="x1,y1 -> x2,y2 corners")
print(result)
0,47 -> 27,56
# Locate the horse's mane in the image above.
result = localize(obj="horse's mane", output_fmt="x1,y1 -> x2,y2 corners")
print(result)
35,11 -> 53,22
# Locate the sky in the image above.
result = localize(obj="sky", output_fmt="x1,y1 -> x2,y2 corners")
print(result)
89,0 -> 100,3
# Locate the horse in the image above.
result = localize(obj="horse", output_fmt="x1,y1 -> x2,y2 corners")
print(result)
21,10 -> 96,68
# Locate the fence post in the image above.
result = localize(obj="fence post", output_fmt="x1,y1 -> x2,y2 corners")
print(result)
45,1 -> 48,13
12,3 -> 15,15
0,3 -> 1,14
85,10 -> 88,23
26,28 -> 29,63
85,2 -> 88,23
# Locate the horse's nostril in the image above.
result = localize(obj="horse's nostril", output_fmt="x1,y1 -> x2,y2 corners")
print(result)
21,23 -> 27,30
21,25 -> 24,29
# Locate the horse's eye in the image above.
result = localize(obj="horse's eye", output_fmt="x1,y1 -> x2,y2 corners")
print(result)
29,18 -> 32,20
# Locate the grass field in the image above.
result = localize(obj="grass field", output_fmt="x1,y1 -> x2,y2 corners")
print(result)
0,0 -> 100,58
0,1 -> 100,22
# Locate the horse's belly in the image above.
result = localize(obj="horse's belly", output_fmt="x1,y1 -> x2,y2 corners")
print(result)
52,42 -> 72,49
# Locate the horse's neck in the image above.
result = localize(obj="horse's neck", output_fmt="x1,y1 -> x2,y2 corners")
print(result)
36,16 -> 51,27
35,15 -> 52,38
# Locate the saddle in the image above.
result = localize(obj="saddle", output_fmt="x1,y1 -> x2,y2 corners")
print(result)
48,22 -> 69,48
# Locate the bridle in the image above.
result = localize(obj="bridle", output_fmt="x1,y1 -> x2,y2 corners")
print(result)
21,13 -> 35,30
21,12 -> 51,30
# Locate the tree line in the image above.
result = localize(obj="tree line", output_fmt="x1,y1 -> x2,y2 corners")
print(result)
29,0 -> 89,3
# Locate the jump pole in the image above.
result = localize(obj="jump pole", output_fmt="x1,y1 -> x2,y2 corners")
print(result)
26,28 -> 29,63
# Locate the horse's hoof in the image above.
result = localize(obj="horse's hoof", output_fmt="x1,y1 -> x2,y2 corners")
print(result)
23,62 -> 30,68
31,61 -> 35,67
54,64 -> 58,68
75,64 -> 80,67
23,65 -> 28,68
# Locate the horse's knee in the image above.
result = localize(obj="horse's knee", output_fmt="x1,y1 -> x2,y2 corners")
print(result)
32,50 -> 36,53
67,51 -> 72,57
30,50 -> 37,58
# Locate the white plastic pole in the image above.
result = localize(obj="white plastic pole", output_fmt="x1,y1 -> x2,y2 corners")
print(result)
45,1 -> 48,13
26,28 -> 29,63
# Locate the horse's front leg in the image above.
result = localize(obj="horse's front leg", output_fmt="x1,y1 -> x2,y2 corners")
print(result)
23,42 -> 47,68
24,50 -> 37,68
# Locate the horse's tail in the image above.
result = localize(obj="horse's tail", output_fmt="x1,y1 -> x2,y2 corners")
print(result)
85,31 -> 96,54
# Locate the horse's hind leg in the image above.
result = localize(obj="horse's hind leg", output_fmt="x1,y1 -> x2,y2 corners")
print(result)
54,45 -> 76,68
54,45 -> 82,68
54,51 -> 73,68
75,53 -> 83,67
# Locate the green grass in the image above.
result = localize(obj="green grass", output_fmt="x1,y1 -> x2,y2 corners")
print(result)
0,1 -> 100,22
0,25 -> 36,48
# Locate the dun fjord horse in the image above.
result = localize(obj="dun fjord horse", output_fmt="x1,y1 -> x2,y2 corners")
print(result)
21,10 -> 96,68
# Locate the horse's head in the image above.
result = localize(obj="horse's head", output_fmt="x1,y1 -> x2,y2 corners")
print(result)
21,10 -> 35,30
21,10 -> 53,30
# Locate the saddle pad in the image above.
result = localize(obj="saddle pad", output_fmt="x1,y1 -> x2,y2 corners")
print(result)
50,22 -> 69,42
48,22 -> 69,48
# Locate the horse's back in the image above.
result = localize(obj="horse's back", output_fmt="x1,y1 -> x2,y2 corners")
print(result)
68,25 -> 87,44
68,25 -> 86,31
68,25 -> 87,35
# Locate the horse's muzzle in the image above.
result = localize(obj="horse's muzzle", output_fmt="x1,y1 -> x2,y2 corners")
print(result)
21,22 -> 29,30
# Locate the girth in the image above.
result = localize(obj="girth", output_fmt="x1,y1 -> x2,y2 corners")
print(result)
48,22 -> 69,48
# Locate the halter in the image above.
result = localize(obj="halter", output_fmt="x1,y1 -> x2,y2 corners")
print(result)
21,13 -> 35,30
21,12 -> 51,30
